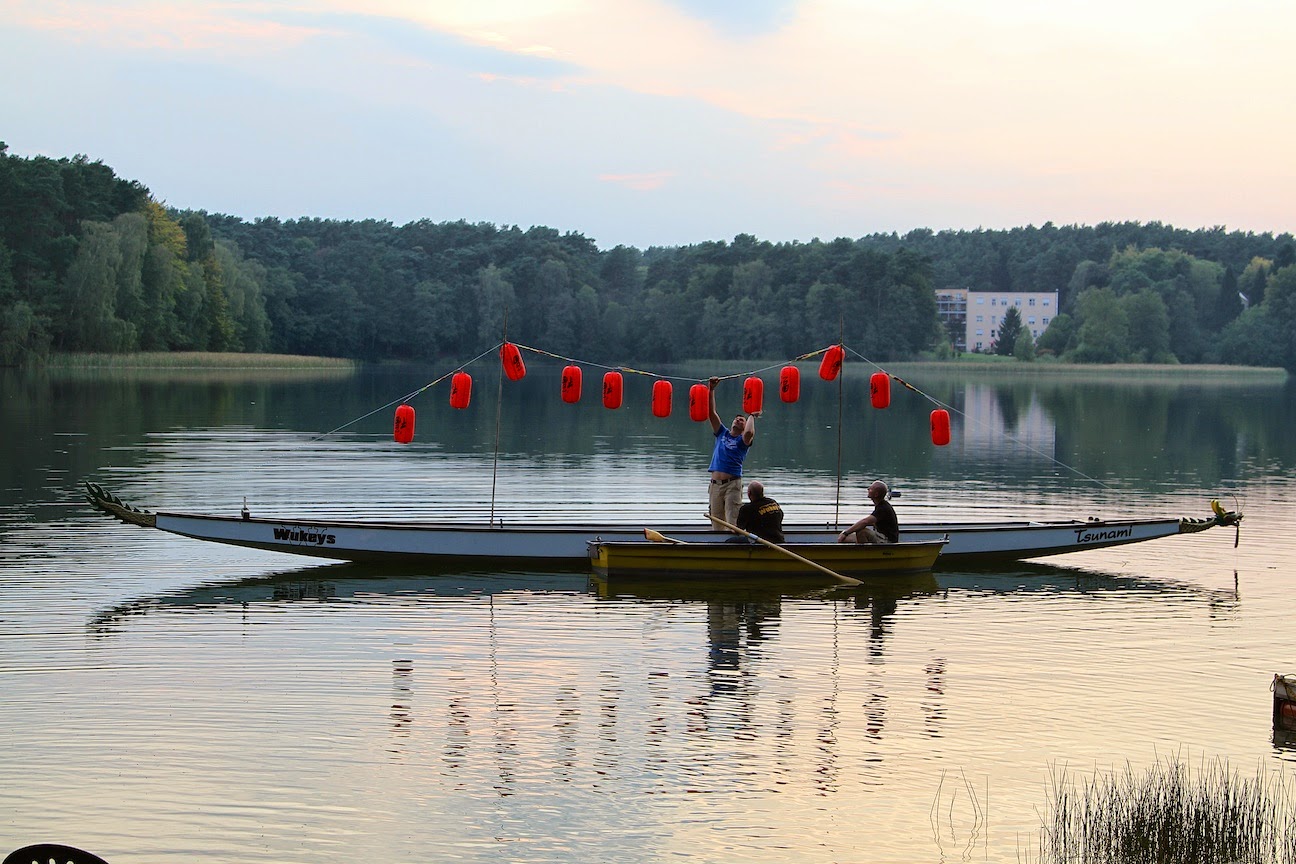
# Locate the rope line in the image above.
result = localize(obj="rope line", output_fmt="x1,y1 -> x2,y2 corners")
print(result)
840,344 -> 1113,490
311,337 -> 1111,493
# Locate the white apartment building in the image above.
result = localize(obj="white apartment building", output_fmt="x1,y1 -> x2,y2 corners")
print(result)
934,289 -> 1058,352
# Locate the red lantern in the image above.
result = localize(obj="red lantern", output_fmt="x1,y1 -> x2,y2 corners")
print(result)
688,383 -> 709,422
652,380 -> 673,418
393,404 -> 415,444
602,371 -> 623,409
870,372 -> 891,409
819,344 -> 844,380
500,342 -> 526,381
743,376 -> 764,414
561,365 -> 582,403
931,408 -> 951,446
779,366 -> 800,403
450,371 -> 472,409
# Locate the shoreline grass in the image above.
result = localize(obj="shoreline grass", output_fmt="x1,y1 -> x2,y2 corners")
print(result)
44,352 -> 358,370
1038,757 -> 1296,863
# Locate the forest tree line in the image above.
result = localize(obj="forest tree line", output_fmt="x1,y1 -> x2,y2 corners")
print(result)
3,144 -> 1295,370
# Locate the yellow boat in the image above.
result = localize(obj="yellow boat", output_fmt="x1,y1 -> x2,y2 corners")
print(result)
587,537 -> 946,579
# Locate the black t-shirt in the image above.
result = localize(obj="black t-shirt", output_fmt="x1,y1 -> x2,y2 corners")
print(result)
737,496 -> 785,543
872,499 -> 899,543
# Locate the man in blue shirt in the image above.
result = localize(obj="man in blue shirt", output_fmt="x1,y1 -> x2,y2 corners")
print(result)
707,376 -> 758,528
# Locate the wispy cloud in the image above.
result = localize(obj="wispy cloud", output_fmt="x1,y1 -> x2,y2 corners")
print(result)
1,0 -> 1292,246
598,171 -> 676,191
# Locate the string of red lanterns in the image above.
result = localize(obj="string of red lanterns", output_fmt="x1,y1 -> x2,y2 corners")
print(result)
392,341 -> 954,448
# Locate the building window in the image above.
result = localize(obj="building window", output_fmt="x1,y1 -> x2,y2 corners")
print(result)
975,329 -> 984,336
1029,298 -> 1036,306
976,315 -> 984,322
1015,299 -> 1021,306
990,329 -> 997,338
1028,317 -> 1036,325
1043,317 -> 1050,325
1043,299 -> 1051,306
977,297 -> 984,304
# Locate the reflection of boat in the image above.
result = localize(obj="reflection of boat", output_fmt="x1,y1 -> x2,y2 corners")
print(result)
86,482 -> 1242,567
593,569 -> 941,602
89,561 -> 592,632
1274,674 -> 1296,732
587,538 -> 946,579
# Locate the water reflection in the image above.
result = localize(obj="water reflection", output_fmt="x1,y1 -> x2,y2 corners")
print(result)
89,559 -> 1238,634
88,562 -> 593,633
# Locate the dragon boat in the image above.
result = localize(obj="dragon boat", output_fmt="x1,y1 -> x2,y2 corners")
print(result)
86,483 -> 1241,568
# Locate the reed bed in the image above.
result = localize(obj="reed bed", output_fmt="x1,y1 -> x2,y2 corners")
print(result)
47,352 -> 357,369
1038,757 -> 1296,863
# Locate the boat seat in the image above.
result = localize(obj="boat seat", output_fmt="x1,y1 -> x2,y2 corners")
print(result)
4,845 -> 110,864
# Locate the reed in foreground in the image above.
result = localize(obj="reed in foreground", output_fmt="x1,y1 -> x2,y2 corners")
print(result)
1038,757 -> 1296,863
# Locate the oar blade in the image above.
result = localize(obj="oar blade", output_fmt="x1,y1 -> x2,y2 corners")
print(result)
644,528 -> 685,544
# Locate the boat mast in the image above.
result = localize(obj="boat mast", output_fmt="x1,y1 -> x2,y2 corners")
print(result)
489,311 -> 507,526
835,315 -> 844,526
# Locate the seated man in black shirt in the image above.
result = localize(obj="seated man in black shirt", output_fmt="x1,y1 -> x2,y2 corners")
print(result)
837,480 -> 899,544
736,480 -> 785,543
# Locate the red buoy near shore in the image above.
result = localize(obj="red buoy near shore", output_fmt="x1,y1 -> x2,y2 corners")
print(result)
450,372 -> 472,409
500,342 -> 526,380
652,380 -> 673,418
393,404 -> 415,444
870,372 -> 891,409
602,371 -> 623,409
931,408 -> 951,446
688,383 -> 709,422
819,344 -> 844,380
779,366 -> 800,403
561,365 -> 582,403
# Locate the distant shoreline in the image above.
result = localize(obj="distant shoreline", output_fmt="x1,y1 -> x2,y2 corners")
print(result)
44,352 -> 358,370
887,360 -> 1288,381
34,352 -> 1288,383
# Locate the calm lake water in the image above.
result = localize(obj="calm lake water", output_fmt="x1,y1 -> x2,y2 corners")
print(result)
2,360 -> 1295,863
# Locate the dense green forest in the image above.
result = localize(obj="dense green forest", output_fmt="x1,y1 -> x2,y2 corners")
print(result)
3,144 -> 1295,369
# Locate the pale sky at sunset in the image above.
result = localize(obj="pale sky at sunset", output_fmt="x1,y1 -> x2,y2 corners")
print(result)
3,0 -> 1293,249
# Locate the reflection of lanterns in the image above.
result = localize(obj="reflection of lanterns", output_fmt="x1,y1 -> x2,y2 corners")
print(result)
561,365 -> 582,403
779,366 -> 800,403
450,372 -> 472,409
743,377 -> 764,414
602,371 -> 623,409
870,372 -> 891,409
652,380 -> 673,418
393,404 -> 415,444
688,383 -> 709,422
500,342 -> 526,380
931,409 -> 951,446
819,344 -> 844,380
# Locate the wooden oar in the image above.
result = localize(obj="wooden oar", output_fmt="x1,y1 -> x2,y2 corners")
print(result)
644,528 -> 687,544
705,513 -> 862,586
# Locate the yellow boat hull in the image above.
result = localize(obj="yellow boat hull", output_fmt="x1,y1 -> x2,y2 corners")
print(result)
588,539 -> 945,579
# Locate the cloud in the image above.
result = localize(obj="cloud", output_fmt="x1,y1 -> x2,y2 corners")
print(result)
661,0 -> 798,37
597,171 -> 676,191
3,0 -> 1293,247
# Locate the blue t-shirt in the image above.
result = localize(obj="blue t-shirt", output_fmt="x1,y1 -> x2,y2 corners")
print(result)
708,427 -> 750,475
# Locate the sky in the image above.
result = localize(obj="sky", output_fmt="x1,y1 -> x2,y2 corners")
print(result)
2,0 -> 1294,249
